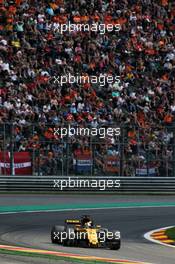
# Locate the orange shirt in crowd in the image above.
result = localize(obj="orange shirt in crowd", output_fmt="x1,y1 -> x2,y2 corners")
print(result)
44,128 -> 54,139
73,16 -> 81,23
161,0 -> 168,6
117,17 -> 127,25
104,14 -> 113,24
49,3 -> 59,10
55,0 -> 64,4
83,149 -> 91,155
8,6 -> 17,14
81,15 -> 89,22
91,14 -> 100,22
53,15 -> 67,23
128,130 -> 136,138
15,0 -> 22,5
161,74 -> 169,81
164,114 -> 173,124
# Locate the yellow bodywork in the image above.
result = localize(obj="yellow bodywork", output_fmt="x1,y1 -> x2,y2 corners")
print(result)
86,229 -> 98,245
74,224 -> 100,246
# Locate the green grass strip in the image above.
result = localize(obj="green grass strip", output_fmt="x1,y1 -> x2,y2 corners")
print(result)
165,227 -> 175,241
0,248 -> 121,264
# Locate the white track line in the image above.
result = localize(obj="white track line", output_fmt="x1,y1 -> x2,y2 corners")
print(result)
144,226 -> 175,248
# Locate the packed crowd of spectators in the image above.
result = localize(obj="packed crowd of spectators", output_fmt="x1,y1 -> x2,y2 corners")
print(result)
0,0 -> 175,176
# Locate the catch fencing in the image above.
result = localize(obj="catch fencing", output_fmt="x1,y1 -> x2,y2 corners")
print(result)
1,123 -> 175,177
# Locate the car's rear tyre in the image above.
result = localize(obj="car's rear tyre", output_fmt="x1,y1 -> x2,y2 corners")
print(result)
51,225 -> 65,244
107,230 -> 121,250
109,240 -> 121,250
63,227 -> 76,247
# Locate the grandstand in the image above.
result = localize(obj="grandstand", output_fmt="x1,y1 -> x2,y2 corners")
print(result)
0,0 -> 175,176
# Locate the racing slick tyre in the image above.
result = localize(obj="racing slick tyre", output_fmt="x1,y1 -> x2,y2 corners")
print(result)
63,227 -> 76,247
109,240 -> 121,250
108,230 -> 121,250
51,225 -> 65,244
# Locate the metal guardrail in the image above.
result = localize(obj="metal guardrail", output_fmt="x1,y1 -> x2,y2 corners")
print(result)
0,176 -> 175,193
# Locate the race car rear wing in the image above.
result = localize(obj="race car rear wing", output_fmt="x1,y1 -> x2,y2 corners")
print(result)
65,219 -> 81,224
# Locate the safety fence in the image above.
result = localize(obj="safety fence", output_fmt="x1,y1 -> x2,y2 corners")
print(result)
0,123 -> 175,177
0,176 -> 175,193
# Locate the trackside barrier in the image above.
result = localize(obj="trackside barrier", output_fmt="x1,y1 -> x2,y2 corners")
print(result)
0,176 -> 175,193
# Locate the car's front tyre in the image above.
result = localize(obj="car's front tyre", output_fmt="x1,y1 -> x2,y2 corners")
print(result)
106,230 -> 121,250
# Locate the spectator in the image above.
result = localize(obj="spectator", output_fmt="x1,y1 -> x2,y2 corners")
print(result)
0,0 -> 175,176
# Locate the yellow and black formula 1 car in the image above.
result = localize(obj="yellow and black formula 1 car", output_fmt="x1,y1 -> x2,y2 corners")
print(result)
51,215 -> 121,250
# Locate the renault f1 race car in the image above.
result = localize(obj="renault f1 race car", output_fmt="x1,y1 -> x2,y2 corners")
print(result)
51,215 -> 121,250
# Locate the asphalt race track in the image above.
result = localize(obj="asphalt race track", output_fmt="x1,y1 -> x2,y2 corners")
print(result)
0,195 -> 175,264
